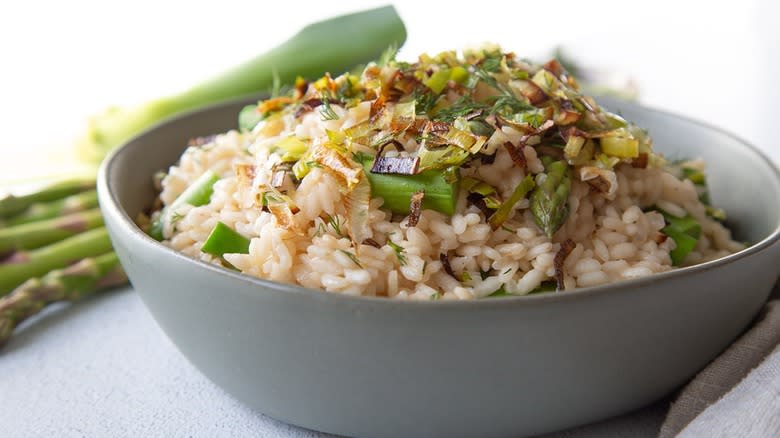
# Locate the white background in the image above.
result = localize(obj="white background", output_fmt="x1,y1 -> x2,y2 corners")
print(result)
0,0 -> 777,190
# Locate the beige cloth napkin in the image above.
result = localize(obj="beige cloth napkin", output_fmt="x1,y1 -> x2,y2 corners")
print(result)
658,278 -> 780,437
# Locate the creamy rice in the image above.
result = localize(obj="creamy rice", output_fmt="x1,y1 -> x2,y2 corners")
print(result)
155,123 -> 743,300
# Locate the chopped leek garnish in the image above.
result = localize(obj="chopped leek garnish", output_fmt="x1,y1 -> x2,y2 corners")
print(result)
424,68 -> 452,94
276,136 -> 308,162
600,135 -> 639,158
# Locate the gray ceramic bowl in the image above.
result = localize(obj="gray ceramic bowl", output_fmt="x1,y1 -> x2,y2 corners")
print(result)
98,96 -> 780,438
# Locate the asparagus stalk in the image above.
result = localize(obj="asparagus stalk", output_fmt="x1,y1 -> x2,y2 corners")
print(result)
0,227 -> 113,296
76,5 -> 407,162
358,158 -> 459,215
659,210 -> 702,266
3,190 -> 98,227
0,252 -> 127,348
0,179 -> 95,219
488,175 -> 535,230
148,170 -> 220,240
201,222 -> 250,257
530,160 -> 572,238
0,208 -> 104,255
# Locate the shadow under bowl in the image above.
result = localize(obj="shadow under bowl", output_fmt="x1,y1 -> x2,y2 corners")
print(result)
98,96 -> 780,438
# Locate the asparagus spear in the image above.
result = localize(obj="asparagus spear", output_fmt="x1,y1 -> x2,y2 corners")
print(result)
530,160 -> 572,238
0,208 -> 104,255
0,227 -> 113,296
148,170 -> 220,241
201,222 -> 250,257
0,252 -> 127,348
0,179 -> 95,219
488,175 -> 535,230
358,157 -> 459,215
76,5 -> 407,162
3,190 -> 98,227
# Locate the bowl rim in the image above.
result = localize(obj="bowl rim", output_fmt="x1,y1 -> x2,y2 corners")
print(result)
97,95 -> 780,308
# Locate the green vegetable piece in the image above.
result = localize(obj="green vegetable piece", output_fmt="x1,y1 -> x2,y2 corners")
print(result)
0,179 -> 95,219
0,228 -> 114,296
449,66 -> 469,84
530,161 -> 572,238
276,136 -> 308,161
417,146 -> 471,170
680,166 -> 714,205
238,105 -> 263,132
471,181 -> 496,196
424,68 -> 452,94
149,170 -> 220,241
681,167 -> 706,185
0,208 -> 105,255
659,210 -> 702,266
488,175 -> 535,229
600,135 -> 639,158
4,189 -> 99,227
359,158 -> 458,216
487,287 -> 509,297
467,120 -> 494,137
486,280 -> 557,297
0,251 -> 127,347
76,5 -> 407,162
201,222 -> 251,257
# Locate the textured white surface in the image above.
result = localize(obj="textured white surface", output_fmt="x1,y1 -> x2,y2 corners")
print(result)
0,288 -> 668,438
679,345 -> 780,438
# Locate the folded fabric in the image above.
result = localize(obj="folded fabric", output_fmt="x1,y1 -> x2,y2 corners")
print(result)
659,278 -> 780,437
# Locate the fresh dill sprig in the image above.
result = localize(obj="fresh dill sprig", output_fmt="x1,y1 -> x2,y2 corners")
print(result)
412,88 -> 440,115
489,94 -> 534,116
319,98 -> 339,121
169,211 -> 183,224
433,96 -> 489,122
386,239 -> 407,266
314,221 -> 327,237
325,213 -> 345,237
338,249 -> 363,268
481,55 -> 502,73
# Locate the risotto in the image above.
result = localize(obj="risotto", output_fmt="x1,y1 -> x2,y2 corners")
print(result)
147,46 -> 744,300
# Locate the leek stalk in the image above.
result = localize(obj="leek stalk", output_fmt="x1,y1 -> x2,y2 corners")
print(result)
77,5 -> 407,162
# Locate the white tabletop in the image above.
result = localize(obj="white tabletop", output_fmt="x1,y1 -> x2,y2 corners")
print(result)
0,287 -> 669,438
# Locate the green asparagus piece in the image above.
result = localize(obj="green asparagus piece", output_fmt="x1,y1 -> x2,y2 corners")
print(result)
0,252 -> 127,348
76,5 -> 407,162
487,280 -> 557,297
0,227 -> 113,296
238,105 -> 265,132
201,222 -> 251,257
488,175 -> 535,230
359,157 -> 459,216
530,160 -> 572,238
149,170 -> 220,240
659,210 -> 701,266
0,208 -> 104,255
3,190 -> 98,227
0,179 -> 95,219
